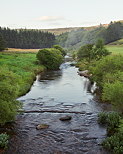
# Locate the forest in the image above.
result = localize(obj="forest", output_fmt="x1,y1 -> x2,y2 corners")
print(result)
0,27 -> 55,49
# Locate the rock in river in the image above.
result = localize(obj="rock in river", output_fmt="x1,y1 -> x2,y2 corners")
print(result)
36,124 -> 49,130
59,115 -> 72,121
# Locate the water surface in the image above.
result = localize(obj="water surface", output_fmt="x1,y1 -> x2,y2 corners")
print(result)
5,60 -> 109,154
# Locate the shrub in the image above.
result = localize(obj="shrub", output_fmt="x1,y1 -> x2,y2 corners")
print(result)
102,81 -> 123,112
98,112 -> 121,136
89,55 -> 123,88
53,45 -> 66,56
98,112 -> 107,124
0,133 -> 9,149
37,48 -> 63,70
102,132 -> 123,154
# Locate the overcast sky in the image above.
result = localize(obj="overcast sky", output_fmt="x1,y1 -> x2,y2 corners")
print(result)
0,0 -> 123,29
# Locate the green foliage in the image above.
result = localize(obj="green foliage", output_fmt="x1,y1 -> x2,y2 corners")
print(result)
102,81 -> 123,112
0,133 -> 9,149
0,27 -> 55,49
98,112 -> 107,124
53,45 -> 66,56
77,44 -> 94,62
0,52 -> 45,124
102,132 -> 123,154
0,34 -> 6,51
37,48 -> 63,70
105,21 -> 123,44
89,55 -> 123,87
77,39 -> 110,63
98,112 -> 121,127
0,68 -> 21,124
56,21 -> 123,50
98,112 -> 123,153
93,39 -> 110,60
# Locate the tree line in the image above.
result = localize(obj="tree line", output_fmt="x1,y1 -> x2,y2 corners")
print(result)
56,21 -> 123,49
0,27 -> 55,49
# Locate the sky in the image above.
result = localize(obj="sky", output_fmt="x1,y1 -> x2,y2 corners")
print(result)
0,0 -> 123,29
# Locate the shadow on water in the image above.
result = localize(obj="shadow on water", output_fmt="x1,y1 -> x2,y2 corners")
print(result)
5,58 -> 111,154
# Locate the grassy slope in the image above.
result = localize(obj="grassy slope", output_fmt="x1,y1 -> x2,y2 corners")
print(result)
106,39 -> 123,55
0,51 -> 45,96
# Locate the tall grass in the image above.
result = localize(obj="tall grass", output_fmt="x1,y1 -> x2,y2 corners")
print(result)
0,52 -> 45,124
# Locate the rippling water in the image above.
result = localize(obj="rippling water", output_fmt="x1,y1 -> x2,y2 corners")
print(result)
5,59 -> 110,154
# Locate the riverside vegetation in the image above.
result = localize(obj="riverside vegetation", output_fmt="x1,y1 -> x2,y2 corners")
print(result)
0,45 -> 64,149
75,39 -> 123,153
0,21 -> 123,152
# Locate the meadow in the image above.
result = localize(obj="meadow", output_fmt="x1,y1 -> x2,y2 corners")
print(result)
0,51 -> 45,97
106,45 -> 123,55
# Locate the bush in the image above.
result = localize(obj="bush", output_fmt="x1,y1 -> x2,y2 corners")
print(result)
89,55 -> 123,88
102,132 -> 123,154
37,48 -> 63,70
0,133 -> 9,149
98,112 -> 121,136
98,112 -> 123,153
98,112 -> 107,124
102,81 -> 123,112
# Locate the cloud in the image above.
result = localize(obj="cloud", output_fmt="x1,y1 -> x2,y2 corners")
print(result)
37,16 -> 65,22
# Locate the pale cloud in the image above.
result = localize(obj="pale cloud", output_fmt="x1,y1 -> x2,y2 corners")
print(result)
37,16 -> 65,22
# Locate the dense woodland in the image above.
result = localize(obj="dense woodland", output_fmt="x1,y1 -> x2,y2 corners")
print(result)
0,27 -> 55,49
56,21 -> 123,49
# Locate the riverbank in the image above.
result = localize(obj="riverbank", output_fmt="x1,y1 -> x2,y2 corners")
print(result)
4,61 -> 109,154
0,52 -> 46,97
0,51 -> 46,127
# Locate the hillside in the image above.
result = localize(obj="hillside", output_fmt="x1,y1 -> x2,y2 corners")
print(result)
17,24 -> 108,36
56,21 -> 123,50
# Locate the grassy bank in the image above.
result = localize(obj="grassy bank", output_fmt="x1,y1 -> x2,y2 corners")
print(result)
0,51 -> 45,125
0,52 -> 45,96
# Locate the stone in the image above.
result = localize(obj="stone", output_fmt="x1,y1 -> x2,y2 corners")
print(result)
59,115 -> 72,121
36,124 -> 49,130
77,70 -> 92,78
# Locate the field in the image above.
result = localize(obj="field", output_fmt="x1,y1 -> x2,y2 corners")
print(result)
4,48 -> 39,53
106,45 -> 123,55
0,51 -> 45,96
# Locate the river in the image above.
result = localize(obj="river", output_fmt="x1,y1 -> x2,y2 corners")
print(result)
5,58 -> 110,154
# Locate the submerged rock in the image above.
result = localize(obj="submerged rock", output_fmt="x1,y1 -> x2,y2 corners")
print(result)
59,116 -> 72,121
36,124 -> 49,130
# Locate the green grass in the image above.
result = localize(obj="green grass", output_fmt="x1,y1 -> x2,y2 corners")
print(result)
106,45 -> 123,55
0,52 -> 45,96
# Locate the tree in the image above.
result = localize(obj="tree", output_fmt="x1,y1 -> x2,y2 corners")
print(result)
77,39 -> 110,62
0,34 -> 6,51
37,48 -> 63,70
77,44 -> 94,62
53,45 -> 66,56
104,22 -> 123,43
93,39 -> 110,60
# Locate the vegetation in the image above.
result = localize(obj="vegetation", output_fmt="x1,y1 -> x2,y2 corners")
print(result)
53,45 -> 66,56
77,39 -> 110,63
0,27 -> 55,49
0,34 -> 6,51
98,112 -> 123,153
106,45 -> 123,55
56,21 -> 123,50
0,52 -> 45,125
0,133 -> 9,149
37,47 -> 63,70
